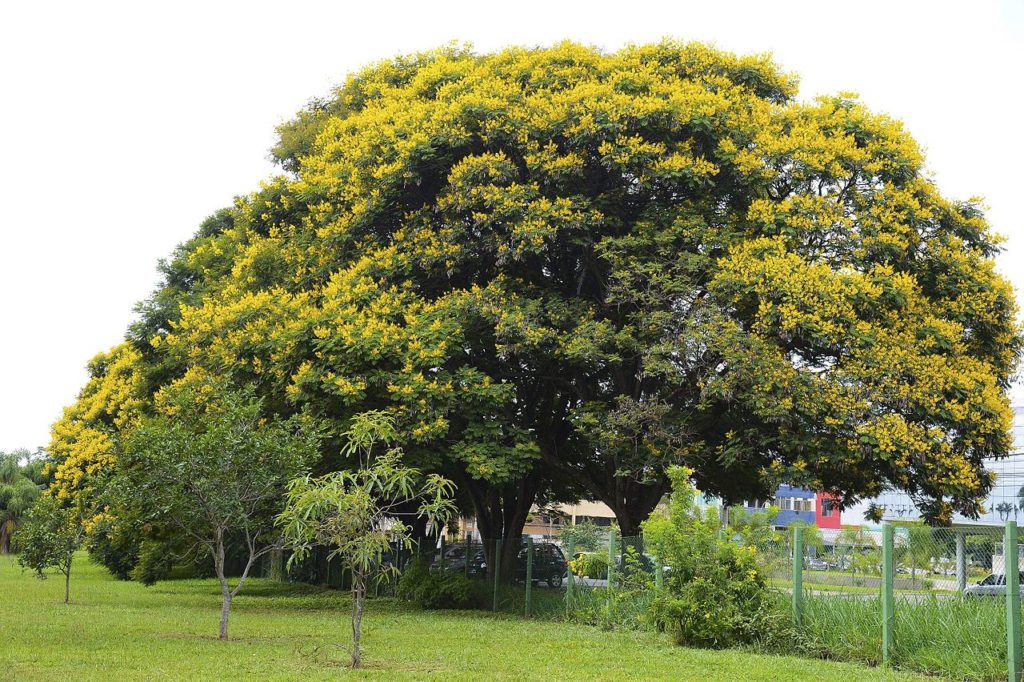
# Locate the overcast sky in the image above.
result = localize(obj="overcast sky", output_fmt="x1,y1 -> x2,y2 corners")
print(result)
1,0 -> 1022,453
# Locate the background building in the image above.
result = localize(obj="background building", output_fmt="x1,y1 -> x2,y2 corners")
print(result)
739,485 -> 842,530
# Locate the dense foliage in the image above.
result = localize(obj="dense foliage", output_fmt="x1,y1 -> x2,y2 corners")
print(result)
397,558 -> 488,610
45,41 -> 1020,582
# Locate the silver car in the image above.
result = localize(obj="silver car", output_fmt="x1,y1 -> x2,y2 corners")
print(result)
964,572 -> 1024,597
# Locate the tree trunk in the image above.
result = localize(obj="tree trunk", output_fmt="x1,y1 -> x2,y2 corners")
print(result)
214,536 -> 231,640
607,479 -> 668,538
219,590 -> 232,640
64,566 -> 71,604
351,570 -> 364,669
466,474 -> 538,583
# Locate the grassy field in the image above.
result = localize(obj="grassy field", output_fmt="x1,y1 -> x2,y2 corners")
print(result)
0,554 -> 925,681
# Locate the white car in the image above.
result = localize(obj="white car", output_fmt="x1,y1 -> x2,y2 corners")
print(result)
964,572 -> 1024,597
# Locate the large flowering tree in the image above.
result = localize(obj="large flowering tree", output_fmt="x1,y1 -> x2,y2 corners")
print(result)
50,42 -> 1019,575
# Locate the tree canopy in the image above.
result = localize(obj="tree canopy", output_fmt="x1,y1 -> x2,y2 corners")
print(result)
47,40 -> 1019,572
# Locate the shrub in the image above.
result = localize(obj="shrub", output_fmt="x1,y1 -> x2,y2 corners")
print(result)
131,538 -> 178,586
570,552 -> 609,579
397,559 -> 488,610
643,466 -> 782,649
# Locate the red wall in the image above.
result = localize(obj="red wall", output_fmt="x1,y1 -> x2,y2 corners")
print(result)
815,493 -> 842,529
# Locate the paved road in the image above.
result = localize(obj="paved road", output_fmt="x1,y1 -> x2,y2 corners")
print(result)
789,586 -> 963,602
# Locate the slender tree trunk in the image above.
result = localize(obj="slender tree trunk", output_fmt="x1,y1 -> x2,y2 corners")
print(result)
64,565 -> 71,604
219,589 -> 232,640
214,536 -> 231,641
351,570 -> 364,669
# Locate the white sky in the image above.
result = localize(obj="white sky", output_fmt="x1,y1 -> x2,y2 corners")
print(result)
1,0 -> 1022,453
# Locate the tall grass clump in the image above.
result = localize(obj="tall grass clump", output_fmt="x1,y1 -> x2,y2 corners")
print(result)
799,594 -> 883,664
795,592 -> 1007,680
891,595 -> 1005,680
565,580 -> 658,630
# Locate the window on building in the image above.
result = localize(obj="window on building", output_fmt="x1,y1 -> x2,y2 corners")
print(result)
822,499 -> 835,517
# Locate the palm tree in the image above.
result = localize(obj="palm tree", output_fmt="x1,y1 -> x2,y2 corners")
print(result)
0,451 -> 44,554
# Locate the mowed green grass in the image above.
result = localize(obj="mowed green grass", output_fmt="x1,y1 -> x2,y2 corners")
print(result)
0,554 -> 923,681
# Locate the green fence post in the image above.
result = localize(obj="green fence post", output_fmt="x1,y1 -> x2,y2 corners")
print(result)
1006,521 -> 1021,682
655,551 -> 663,590
493,538 -> 502,612
465,534 -> 471,578
525,537 -> 534,618
607,528 -> 616,609
792,525 -> 803,629
882,523 -> 894,666
565,536 -> 575,617
439,536 -> 446,573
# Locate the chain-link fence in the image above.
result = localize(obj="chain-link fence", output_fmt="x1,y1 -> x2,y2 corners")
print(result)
785,523 -> 1015,680
259,521 -> 1024,680
411,532 -> 661,624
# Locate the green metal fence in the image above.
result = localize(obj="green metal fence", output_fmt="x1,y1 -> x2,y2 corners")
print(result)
783,522 -> 1018,681
415,531 -> 656,623
273,521 -> 1024,681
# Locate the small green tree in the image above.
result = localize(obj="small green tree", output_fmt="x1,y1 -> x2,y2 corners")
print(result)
277,411 -> 456,669
15,495 -> 86,603
560,518 -> 604,552
728,505 -> 781,548
118,380 -> 319,640
643,467 -> 776,648
836,527 -> 879,583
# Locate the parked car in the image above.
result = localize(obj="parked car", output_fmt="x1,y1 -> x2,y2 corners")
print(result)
805,557 -> 830,571
964,572 -> 1024,597
430,545 -> 488,576
514,542 -> 568,588
429,544 -> 472,574
446,540 -> 573,585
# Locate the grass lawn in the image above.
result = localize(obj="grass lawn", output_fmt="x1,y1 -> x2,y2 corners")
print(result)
0,554 -> 924,681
